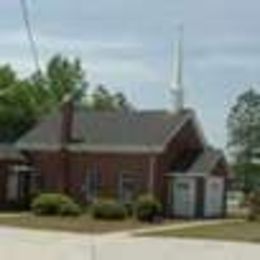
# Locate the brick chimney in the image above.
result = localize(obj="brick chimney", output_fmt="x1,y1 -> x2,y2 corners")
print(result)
60,94 -> 74,194
60,94 -> 74,145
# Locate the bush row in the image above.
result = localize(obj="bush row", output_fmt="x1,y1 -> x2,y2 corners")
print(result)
91,199 -> 127,220
31,193 -> 162,222
31,193 -> 81,216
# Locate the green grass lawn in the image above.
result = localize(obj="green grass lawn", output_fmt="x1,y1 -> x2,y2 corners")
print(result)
0,213 -> 151,234
146,221 -> 260,243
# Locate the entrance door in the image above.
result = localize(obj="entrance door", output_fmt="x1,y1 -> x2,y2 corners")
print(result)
173,177 -> 196,218
6,172 -> 19,201
204,177 -> 224,217
6,165 -> 40,204
119,173 -> 139,203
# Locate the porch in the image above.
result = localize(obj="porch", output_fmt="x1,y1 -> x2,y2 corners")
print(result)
0,145 -> 40,209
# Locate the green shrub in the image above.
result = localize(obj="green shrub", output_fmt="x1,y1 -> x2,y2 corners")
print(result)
124,202 -> 134,216
59,200 -> 81,216
31,193 -> 81,216
91,199 -> 127,220
135,194 -> 162,222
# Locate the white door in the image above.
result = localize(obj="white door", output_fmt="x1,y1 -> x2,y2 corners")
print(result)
204,177 -> 224,217
173,177 -> 196,218
6,173 -> 19,201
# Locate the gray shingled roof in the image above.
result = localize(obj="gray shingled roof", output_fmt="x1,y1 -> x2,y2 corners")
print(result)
0,144 -> 25,161
188,147 -> 223,173
17,106 -> 193,153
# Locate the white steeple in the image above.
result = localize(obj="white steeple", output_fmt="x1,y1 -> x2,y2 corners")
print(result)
171,25 -> 184,112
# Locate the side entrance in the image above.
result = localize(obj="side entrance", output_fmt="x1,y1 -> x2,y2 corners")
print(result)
167,174 -> 226,218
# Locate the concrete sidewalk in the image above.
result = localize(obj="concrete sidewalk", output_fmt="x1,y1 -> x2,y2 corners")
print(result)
0,223 -> 258,260
100,218 -> 243,239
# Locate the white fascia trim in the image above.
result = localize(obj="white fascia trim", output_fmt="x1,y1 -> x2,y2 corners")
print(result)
16,143 -> 163,154
68,144 -> 163,154
165,172 -> 206,178
9,164 -> 35,172
16,143 -> 61,151
165,173 -> 225,179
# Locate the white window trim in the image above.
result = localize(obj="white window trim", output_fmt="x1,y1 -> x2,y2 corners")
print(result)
85,166 -> 101,202
118,172 -> 139,203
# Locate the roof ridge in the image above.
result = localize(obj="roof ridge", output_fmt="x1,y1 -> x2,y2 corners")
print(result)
17,105 -> 194,153
188,147 -> 223,174
76,106 -> 170,114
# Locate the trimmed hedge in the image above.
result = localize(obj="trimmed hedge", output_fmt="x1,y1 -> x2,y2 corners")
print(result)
59,200 -> 81,216
124,202 -> 134,217
135,194 -> 162,222
31,193 -> 81,216
91,199 -> 127,220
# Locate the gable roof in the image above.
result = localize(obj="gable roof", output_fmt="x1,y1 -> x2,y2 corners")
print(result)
166,147 -> 230,177
0,144 -> 25,162
16,106 -> 194,153
188,147 -> 223,174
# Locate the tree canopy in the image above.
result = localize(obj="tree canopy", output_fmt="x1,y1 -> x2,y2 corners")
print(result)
89,85 -> 132,111
0,54 -> 132,142
227,88 -> 260,192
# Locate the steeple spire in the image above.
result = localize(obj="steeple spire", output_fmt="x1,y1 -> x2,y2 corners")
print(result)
171,25 -> 184,112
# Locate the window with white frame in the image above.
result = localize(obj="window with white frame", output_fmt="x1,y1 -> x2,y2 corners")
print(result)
118,173 -> 139,203
85,166 -> 102,202
7,165 -> 41,202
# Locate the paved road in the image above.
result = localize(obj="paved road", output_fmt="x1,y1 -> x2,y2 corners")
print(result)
0,227 -> 259,260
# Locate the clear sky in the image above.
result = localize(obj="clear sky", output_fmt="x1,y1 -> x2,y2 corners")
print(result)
1,0 -> 260,149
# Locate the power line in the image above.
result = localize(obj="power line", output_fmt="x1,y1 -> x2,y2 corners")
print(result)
19,0 -> 41,73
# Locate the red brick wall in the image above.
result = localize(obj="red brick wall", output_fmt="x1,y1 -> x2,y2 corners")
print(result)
30,151 -> 155,202
28,118 -> 205,205
0,163 -> 8,203
30,152 -> 66,193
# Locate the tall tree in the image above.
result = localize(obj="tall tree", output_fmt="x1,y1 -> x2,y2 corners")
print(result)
46,54 -> 87,103
0,54 -> 132,142
0,65 -> 16,90
0,80 -> 36,141
90,85 -> 132,111
227,88 -> 260,192
113,92 -> 133,111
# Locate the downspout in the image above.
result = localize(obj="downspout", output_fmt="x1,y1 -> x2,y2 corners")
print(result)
60,95 -> 74,194
148,154 -> 156,195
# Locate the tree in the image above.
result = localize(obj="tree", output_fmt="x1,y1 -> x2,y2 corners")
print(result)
46,55 -> 87,103
113,92 -> 133,111
89,85 -> 132,111
0,65 -> 16,90
0,80 -> 36,141
0,54 -> 132,142
227,88 -> 260,192
0,55 -> 87,142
